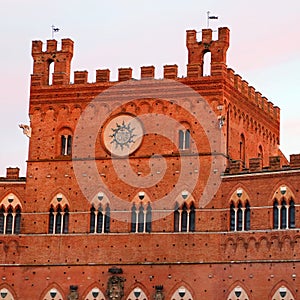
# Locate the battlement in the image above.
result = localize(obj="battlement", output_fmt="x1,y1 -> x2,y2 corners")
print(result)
226,154 -> 300,175
226,68 -> 280,121
29,29 -> 279,125
31,38 -> 74,86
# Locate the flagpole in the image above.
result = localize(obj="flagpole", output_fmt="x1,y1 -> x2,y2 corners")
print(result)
207,11 -> 210,28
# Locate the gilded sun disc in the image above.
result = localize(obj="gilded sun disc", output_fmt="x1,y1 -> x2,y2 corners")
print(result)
103,115 -> 143,157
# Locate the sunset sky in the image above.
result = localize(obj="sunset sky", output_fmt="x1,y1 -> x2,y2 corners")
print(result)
0,0 -> 299,176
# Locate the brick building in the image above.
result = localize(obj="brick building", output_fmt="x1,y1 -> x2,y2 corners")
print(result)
0,27 -> 299,299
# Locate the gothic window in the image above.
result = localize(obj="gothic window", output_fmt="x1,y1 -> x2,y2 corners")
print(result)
43,287 -> 64,300
131,202 -> 152,233
273,197 -> 295,230
271,286 -> 295,300
90,204 -> 110,234
84,287 -> 105,300
49,204 -> 69,234
126,287 -> 148,300
203,51 -> 211,76
174,202 -> 196,232
61,134 -> 72,155
230,202 -> 235,231
229,189 -> 251,232
227,286 -> 249,300
239,134 -> 246,167
0,193 -> 22,235
49,193 -> 70,234
131,192 -> 152,233
171,286 -> 193,300
0,288 -> 15,300
146,203 -> 152,233
179,129 -> 190,150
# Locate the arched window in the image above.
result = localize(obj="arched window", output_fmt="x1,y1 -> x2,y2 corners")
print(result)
61,134 -> 72,156
273,200 -> 279,229
230,201 -> 251,232
14,206 -> 21,234
203,51 -> 211,76
84,287 -> 105,300
181,203 -> 188,232
90,206 -> 96,233
189,203 -> 195,232
49,204 -> 69,234
0,288 -> 15,300
281,200 -> 287,229
237,202 -> 243,231
173,202 -> 195,232
258,144 -> 263,165
240,134 -> 246,167
90,204 -> 110,234
126,287 -> 148,300
43,287 -> 63,300
48,59 -> 54,85
272,186 -> 296,230
138,204 -> 144,233
131,202 -> 152,233
171,286 -> 193,300
49,206 -> 55,234
289,200 -> 295,228
230,202 -> 235,231
179,129 -> 190,150
0,194 -> 22,235
244,201 -> 250,231
146,203 -> 152,233
271,285 -> 295,300
104,205 -> 110,233
131,203 -> 137,233
227,286 -> 249,300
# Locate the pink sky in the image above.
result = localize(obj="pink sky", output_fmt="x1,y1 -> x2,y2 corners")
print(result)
0,0 -> 299,176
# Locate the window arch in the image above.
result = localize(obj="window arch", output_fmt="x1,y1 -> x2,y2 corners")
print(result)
227,285 -> 249,300
0,193 -> 22,235
239,134 -> 246,167
272,185 -> 296,230
174,191 -> 196,232
171,286 -> 193,300
229,188 -> 250,232
179,129 -> 190,150
43,287 -> 64,300
271,285 -> 295,300
84,287 -> 105,300
49,193 -> 70,234
58,127 -> 73,156
126,287 -> 148,300
131,192 -> 152,233
90,192 -> 110,234
202,51 -> 211,76
0,288 -> 15,300
174,202 -> 196,233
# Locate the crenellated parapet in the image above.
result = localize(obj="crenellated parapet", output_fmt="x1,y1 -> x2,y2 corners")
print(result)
186,27 -> 230,77
31,38 -> 73,86
227,154 -> 300,174
226,68 -> 280,122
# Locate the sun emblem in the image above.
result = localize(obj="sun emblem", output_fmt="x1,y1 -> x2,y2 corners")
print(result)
110,121 -> 136,150
103,115 -> 143,157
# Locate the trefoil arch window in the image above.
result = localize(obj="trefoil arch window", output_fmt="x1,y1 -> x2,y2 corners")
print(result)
229,200 -> 250,232
131,202 -> 152,233
273,198 -> 295,229
90,204 -> 110,233
0,193 -> 22,235
49,204 -> 69,234
174,202 -> 195,232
